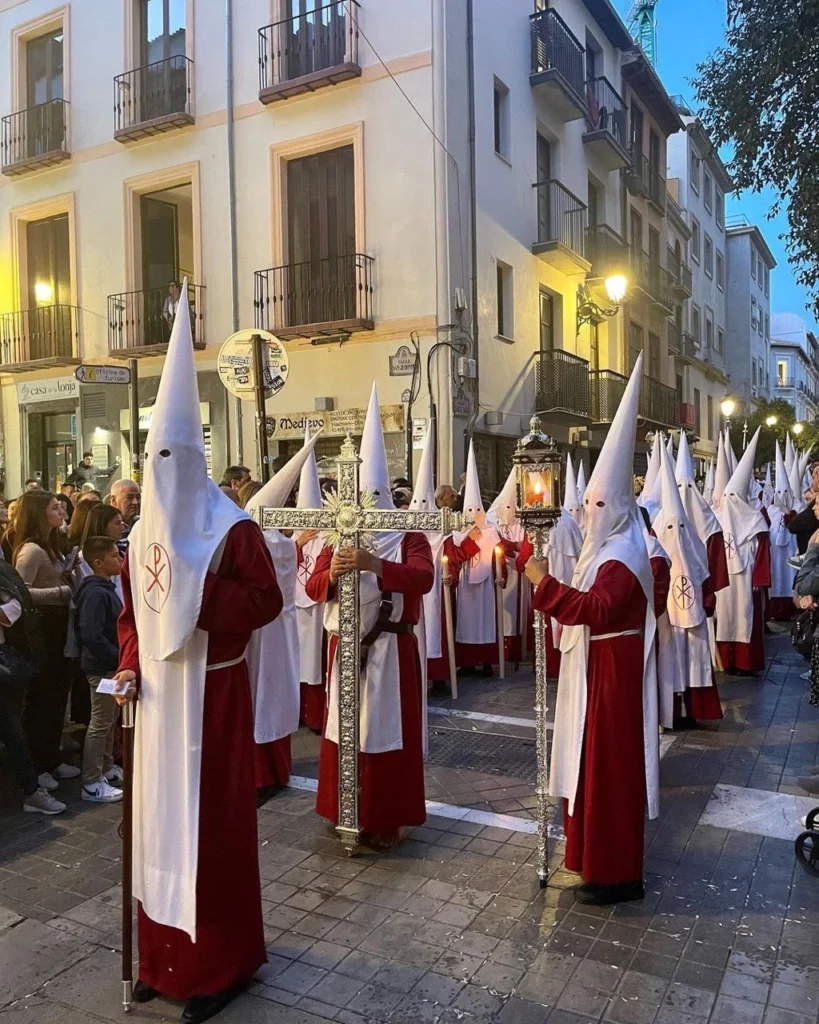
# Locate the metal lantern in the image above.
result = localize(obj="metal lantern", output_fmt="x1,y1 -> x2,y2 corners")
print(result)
512,414 -> 564,891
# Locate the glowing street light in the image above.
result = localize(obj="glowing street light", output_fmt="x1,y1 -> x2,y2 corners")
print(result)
793,422 -> 805,436
604,274 -> 627,305
720,397 -> 736,419
765,415 -> 778,427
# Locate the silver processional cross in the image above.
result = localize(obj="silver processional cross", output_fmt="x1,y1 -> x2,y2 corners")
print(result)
258,432 -> 457,855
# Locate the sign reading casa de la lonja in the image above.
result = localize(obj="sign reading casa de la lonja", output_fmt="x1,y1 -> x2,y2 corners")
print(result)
266,405 -> 405,440
17,376 -> 79,405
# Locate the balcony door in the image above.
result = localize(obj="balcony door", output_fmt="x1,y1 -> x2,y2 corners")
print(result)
139,188 -> 185,345
284,0 -> 347,82
25,30 -> 64,158
26,214 -> 71,360
139,0 -> 187,121
536,134 -> 552,242
287,144 -> 356,327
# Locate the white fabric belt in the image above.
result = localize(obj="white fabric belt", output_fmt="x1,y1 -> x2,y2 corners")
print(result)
205,654 -> 246,672
589,629 -> 641,642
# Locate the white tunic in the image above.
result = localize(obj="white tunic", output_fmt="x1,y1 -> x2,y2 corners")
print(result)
456,525 -> 501,646
295,536 -> 326,686
768,506 -> 797,599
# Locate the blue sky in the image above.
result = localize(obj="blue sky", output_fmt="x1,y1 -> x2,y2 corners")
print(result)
615,0 -> 816,328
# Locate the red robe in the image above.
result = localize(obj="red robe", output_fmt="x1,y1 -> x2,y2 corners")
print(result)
428,536 -> 471,683
297,543 -> 329,732
118,520 -> 283,1001
254,737 -> 292,789
650,555 -> 671,618
676,576 -> 723,721
308,532 -> 434,835
706,531 -> 730,593
717,532 -> 772,673
533,561 -> 648,886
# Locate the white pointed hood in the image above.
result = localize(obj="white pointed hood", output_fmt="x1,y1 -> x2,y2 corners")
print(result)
675,430 -> 721,543
713,433 -> 731,507
762,462 -> 774,507
717,427 -> 768,573
488,466 -> 517,527
129,280 -> 245,659
641,433 -> 665,521
409,424 -> 436,512
576,459 -> 587,502
359,383 -> 394,510
245,430 -> 322,515
638,433 -> 662,510
725,429 -> 738,475
563,455 -> 584,529
462,440 -> 485,524
666,433 -> 675,464
654,443 -> 708,628
789,444 -> 807,512
703,458 -> 715,504
799,445 -> 814,483
773,442 -> 793,512
785,433 -> 796,477
297,426 -> 323,510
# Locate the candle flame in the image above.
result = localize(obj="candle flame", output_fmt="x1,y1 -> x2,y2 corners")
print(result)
442,554 -> 448,564
495,545 -> 504,556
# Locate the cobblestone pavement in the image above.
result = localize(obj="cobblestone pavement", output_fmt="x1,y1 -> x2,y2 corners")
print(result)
3,633 -> 819,1024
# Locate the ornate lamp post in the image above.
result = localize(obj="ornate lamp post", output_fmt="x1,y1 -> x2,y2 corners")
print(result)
512,415 -> 563,888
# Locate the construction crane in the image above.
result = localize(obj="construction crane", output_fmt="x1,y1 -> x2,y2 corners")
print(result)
627,0 -> 659,67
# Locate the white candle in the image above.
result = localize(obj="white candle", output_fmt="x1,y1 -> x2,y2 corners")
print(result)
494,545 -> 504,581
442,554 -> 451,585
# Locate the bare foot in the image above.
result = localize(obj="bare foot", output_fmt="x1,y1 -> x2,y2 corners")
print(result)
360,830 -> 403,851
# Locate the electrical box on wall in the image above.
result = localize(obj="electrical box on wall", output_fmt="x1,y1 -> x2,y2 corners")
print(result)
457,357 -> 476,379
454,287 -> 467,313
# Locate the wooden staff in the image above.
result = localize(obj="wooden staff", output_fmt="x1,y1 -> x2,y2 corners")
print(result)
494,546 -> 506,681
441,555 -> 458,700
121,699 -> 135,1012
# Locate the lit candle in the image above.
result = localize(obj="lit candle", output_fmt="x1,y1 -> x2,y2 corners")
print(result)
494,545 -> 504,581
442,554 -> 451,585
528,473 -> 545,507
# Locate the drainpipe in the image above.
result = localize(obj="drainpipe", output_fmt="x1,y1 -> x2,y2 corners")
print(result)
226,0 -> 243,464
464,0 -> 479,467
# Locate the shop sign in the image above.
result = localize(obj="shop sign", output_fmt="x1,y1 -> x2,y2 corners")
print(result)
217,329 -> 289,401
412,418 -> 428,450
75,365 -> 131,385
389,345 -> 416,377
17,375 -> 79,405
265,404 -> 405,441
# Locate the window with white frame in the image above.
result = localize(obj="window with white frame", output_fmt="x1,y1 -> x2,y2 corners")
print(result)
493,78 -> 510,160
751,297 -> 758,328
692,304 -> 701,345
705,311 -> 714,351
690,148 -> 700,192
777,359 -> 787,386
765,313 -> 770,340
717,326 -> 724,353
750,250 -> 756,281
765,265 -> 770,296
496,259 -> 513,338
704,234 -> 713,277
716,188 -> 724,228
691,217 -> 701,262
703,170 -> 712,212
716,249 -> 724,289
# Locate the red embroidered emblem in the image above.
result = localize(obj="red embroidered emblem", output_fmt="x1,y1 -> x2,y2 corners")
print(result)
144,543 -> 171,612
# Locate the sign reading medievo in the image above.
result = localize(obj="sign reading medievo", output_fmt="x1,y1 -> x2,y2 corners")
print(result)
266,405 -> 405,441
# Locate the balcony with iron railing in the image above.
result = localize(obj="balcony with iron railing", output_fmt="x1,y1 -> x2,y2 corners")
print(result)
590,368 -> 678,427
0,305 -> 81,371
254,253 -> 374,339
535,349 -> 590,421
626,148 -> 649,197
679,402 -> 696,428
582,76 -> 629,170
1,99 -> 70,176
629,247 -> 673,313
586,224 -> 628,282
533,180 -> 589,273
677,331 -> 697,360
648,162 -> 667,213
668,319 -> 681,354
108,283 -> 205,356
259,0 -> 361,103
529,8 -> 587,122
666,245 -> 693,297
114,55 -> 194,142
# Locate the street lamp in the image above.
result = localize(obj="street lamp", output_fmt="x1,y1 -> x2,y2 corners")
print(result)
512,415 -> 563,893
576,275 -> 628,332
765,415 -> 778,428
793,422 -> 805,444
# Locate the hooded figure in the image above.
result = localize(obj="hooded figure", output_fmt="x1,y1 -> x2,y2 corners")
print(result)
527,353 -> 658,906
576,458 -> 587,505
712,433 -> 731,509
489,467 -> 529,663
767,442 -> 798,620
789,445 -> 808,513
637,433 -> 662,518
455,441 -> 504,670
244,430 -> 322,791
785,432 -> 797,479
563,456 -> 584,532
725,428 -> 738,476
291,426 -> 329,732
654,445 -> 720,729
310,383 -> 434,846
702,458 -> 715,505
117,282 -> 283,1011
676,431 -> 729,596
762,463 -> 774,507
714,428 -> 772,673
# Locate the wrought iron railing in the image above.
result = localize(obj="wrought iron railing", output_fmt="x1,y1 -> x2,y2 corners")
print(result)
534,180 -> 587,258
114,55 -> 194,135
585,76 -> 627,149
259,0 -> 359,93
1,99 -> 69,171
668,320 -> 681,354
680,331 -> 696,358
627,148 -> 649,194
107,283 -> 205,352
587,224 -> 627,278
648,162 -> 667,211
254,253 -> 374,333
0,304 -> 79,365
535,349 -> 589,418
589,369 -> 627,423
642,375 -> 678,426
530,8 -> 585,99
629,247 -> 672,309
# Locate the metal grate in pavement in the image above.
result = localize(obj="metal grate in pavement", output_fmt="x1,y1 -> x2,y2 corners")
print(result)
426,726 -> 542,783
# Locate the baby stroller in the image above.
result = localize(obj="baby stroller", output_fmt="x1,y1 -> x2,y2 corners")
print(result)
796,808 -> 819,876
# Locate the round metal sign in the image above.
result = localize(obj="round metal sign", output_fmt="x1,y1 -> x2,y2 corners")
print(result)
217,329 -> 289,401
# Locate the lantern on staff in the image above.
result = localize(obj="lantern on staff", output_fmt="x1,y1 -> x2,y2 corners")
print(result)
512,415 -> 563,550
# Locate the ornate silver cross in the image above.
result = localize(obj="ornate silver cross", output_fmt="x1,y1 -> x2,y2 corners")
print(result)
258,432 -> 457,855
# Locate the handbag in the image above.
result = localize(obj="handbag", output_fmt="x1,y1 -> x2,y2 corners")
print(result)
792,609 -> 818,661
0,640 -> 40,689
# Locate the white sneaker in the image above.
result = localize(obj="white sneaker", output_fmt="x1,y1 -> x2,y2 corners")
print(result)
54,763 -> 81,779
81,779 -> 123,803
37,772 -> 59,792
24,788 -> 67,815
104,765 -> 124,784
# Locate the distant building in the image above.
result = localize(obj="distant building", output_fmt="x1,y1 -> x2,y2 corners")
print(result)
770,313 -> 819,425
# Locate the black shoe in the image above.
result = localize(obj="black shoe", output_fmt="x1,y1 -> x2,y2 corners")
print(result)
672,715 -> 696,731
480,664 -> 494,678
132,980 -> 160,1004
182,987 -> 243,1024
573,880 -> 644,906
256,785 -> 283,809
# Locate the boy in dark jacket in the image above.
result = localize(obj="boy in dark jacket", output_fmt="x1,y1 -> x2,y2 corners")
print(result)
77,536 -> 124,803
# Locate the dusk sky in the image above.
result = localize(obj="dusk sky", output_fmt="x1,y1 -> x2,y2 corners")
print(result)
615,0 -> 817,330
